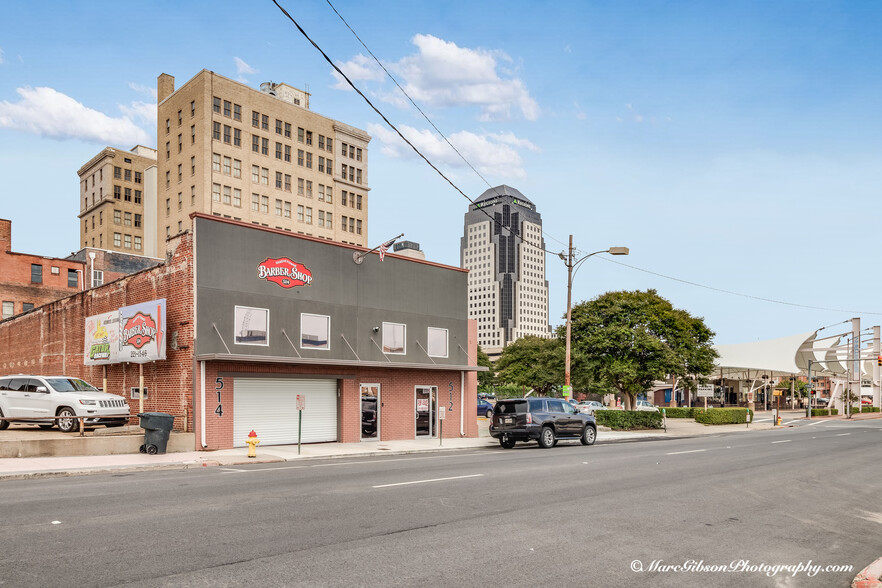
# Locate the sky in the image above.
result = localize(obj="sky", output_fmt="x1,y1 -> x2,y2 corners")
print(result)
1,0 -> 881,345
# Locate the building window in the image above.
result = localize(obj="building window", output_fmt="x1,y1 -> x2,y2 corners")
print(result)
297,205 -> 304,222
261,168 -> 269,185
134,236 -> 142,251
114,185 -> 121,199
349,217 -> 355,232
301,314 -> 330,350
341,191 -> 348,207
356,148 -> 362,162
261,114 -> 269,130
135,190 -> 142,204
318,185 -> 325,201
252,193 -> 260,211
275,142 -> 282,159
306,180 -> 312,198
318,156 -> 325,173
233,188 -> 241,207
428,327 -> 449,358
341,143 -> 347,157
223,185 -> 231,205
212,183 -> 221,201
284,122 -> 291,138
177,134 -> 182,153
318,210 -> 325,227
252,165 -> 260,183
233,159 -> 241,178
306,131 -> 312,145
212,122 -> 221,140
134,171 -> 142,184
191,125 -> 196,144
297,127 -> 304,143
341,164 -> 347,180
306,152 -> 312,169
356,219 -> 361,234
356,195 -> 363,210
134,213 -> 142,228
233,128 -> 241,147
326,212 -> 332,229
113,233 -> 121,247
275,119 -> 282,135
212,153 -> 221,172
284,145 -> 291,162
275,199 -> 282,216
166,198 -> 170,215
223,156 -> 231,175
124,212 -> 132,226
298,178 -> 304,196
213,96 -> 221,113
261,137 -> 269,155
68,269 -> 79,288
223,125 -> 231,144
326,159 -> 332,175
297,149 -> 304,166
252,135 -> 259,153
114,210 -> 121,224
357,169 -> 362,184
284,201 -> 291,218
305,207 -> 312,224
114,166 -> 122,179
1,301 -> 13,319
318,135 -> 325,150
233,104 -> 241,121
252,111 -> 260,128
382,322 -> 406,354
124,234 -> 132,249
341,215 -> 348,231
284,174 -> 291,192
30,264 -> 42,284
326,137 -> 333,152
223,100 -> 231,117
275,172 -> 283,189
326,187 -> 333,204
234,306 -> 269,346
261,196 -> 269,213
177,164 -> 182,182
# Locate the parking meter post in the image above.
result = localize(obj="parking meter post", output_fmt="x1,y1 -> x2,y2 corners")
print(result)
662,408 -> 666,432
298,409 -> 302,455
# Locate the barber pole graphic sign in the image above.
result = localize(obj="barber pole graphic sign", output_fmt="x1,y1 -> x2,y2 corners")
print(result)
257,257 -> 313,289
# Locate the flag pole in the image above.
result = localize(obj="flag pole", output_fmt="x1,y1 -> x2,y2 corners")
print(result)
352,233 -> 404,264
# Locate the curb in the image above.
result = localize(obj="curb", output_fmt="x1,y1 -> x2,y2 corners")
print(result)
853,557 -> 882,588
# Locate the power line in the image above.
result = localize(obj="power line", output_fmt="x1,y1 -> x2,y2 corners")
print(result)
271,0 -> 554,255
602,257 -> 882,316
323,0 -> 570,253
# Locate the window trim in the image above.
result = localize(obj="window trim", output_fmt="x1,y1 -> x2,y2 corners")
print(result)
300,313 -> 331,350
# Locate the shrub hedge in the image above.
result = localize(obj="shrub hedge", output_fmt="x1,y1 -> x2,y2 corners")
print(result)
860,406 -> 880,413
659,407 -> 695,418
595,410 -> 663,430
810,408 -> 839,416
693,407 -> 752,425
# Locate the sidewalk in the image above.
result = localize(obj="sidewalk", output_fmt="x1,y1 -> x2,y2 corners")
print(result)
0,414 -> 794,480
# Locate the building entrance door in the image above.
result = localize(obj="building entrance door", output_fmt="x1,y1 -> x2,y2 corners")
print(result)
360,384 -> 380,440
415,386 -> 437,438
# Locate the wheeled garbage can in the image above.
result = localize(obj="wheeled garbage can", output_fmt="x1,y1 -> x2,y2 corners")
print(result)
137,412 -> 175,455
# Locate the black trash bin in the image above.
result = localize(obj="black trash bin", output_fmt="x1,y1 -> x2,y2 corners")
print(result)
137,412 -> 175,455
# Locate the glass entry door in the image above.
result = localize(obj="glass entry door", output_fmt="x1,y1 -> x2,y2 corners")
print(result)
360,384 -> 380,440
415,386 -> 437,437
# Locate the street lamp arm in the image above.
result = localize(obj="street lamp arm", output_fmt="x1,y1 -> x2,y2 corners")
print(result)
572,249 -> 613,280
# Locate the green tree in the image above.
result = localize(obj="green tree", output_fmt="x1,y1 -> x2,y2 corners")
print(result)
476,345 -> 495,388
560,289 -> 717,410
495,336 -> 564,396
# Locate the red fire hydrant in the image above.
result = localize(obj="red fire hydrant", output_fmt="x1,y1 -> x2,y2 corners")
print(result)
246,430 -> 260,458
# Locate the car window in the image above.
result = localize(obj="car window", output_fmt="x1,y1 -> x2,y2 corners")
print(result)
23,379 -> 39,392
547,400 -> 565,413
7,378 -> 28,392
46,378 -> 99,393
0,378 -> 9,390
495,401 -> 526,415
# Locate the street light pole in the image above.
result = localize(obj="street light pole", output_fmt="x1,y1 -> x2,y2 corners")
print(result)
560,235 -> 629,399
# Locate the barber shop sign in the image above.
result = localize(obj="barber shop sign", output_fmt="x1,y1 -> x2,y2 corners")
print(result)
257,257 -> 313,289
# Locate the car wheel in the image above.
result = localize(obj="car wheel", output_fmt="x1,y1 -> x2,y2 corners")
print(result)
485,409 -> 493,419
57,408 -> 78,433
581,425 -> 596,446
499,438 -> 516,449
0,409 -> 8,431
538,426 -> 556,449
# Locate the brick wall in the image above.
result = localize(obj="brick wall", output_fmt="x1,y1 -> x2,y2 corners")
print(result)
0,232 -> 194,430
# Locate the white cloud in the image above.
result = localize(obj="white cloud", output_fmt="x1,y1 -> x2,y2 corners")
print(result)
0,47 -> 5,65
118,101 -> 156,126
234,57 -> 257,82
367,122 -> 535,179
128,82 -> 157,101
334,34 -> 539,122
0,86 -> 150,145
332,54 -> 385,90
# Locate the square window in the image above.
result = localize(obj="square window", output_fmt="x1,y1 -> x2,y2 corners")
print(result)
68,268 -> 78,288
234,306 -> 269,346
301,313 -> 330,350
428,327 -> 448,358
382,322 -> 406,354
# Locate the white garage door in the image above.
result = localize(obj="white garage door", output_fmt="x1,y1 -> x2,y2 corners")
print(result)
233,378 -> 338,447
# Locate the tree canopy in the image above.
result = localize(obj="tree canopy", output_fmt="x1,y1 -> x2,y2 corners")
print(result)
476,345 -> 494,388
494,336 -> 564,396
559,289 -> 717,410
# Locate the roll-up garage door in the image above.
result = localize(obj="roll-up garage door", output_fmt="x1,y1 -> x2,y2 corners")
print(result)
233,378 -> 338,447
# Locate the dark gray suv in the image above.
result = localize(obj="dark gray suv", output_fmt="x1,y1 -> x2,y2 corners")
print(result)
489,397 -> 597,449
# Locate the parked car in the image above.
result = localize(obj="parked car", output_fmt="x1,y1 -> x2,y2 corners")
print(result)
489,397 -> 597,449
478,392 -> 496,400
477,398 -> 494,419
0,375 -> 129,433
576,400 -> 605,414
635,400 -> 659,412
862,397 -> 872,406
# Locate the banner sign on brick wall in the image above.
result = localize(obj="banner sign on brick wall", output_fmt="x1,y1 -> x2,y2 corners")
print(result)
84,298 -> 166,365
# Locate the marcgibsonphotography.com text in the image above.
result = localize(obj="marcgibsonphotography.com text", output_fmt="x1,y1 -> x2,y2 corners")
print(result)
630,559 -> 853,578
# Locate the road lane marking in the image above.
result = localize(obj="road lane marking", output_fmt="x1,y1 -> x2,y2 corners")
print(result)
373,474 -> 484,488
836,433 -> 851,436
666,449 -> 706,455
771,440 -> 791,444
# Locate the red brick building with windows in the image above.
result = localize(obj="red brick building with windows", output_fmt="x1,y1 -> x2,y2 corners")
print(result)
0,215 -> 481,450
0,218 -> 86,320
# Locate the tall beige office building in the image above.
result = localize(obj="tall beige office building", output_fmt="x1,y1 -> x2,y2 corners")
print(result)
156,70 -> 370,252
78,145 -> 158,256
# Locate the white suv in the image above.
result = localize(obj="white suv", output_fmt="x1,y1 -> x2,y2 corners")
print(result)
636,399 -> 660,412
0,375 -> 130,433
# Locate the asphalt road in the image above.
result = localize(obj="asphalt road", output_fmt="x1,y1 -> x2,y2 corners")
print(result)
0,419 -> 879,587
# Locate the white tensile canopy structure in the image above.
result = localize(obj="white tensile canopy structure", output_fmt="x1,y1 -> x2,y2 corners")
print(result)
713,325 -> 882,410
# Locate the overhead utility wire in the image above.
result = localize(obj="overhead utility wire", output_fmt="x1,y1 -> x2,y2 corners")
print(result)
602,257 -> 882,316
323,0 -> 569,253
273,0 -> 555,253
